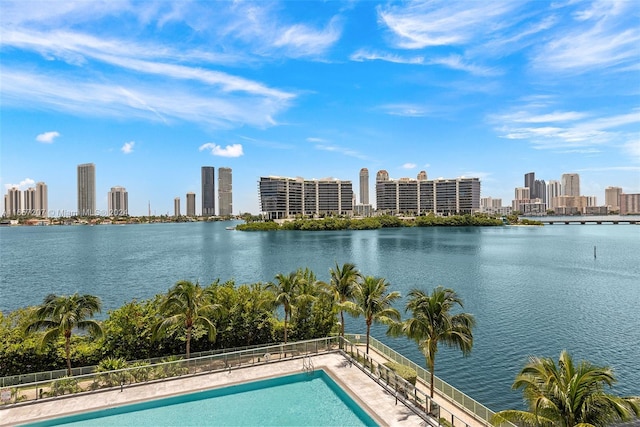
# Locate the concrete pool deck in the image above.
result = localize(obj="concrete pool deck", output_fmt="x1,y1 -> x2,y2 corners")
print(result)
0,353 -> 427,427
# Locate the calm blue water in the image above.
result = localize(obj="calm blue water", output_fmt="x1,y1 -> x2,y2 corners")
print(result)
23,370 -> 376,426
1,223 -> 639,411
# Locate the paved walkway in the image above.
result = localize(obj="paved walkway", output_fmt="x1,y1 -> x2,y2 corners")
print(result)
0,353 -> 428,427
360,346 -> 489,427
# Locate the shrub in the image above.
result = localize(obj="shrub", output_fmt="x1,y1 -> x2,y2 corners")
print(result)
383,361 -> 417,386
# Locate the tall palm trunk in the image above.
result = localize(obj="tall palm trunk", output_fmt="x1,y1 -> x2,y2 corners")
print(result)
284,311 -> 288,344
186,326 -> 192,359
366,319 -> 371,354
65,330 -> 72,376
428,358 -> 435,398
340,310 -> 345,337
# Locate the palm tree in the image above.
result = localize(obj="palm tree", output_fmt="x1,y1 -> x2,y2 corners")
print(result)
25,293 -> 103,376
349,276 -> 400,354
153,280 -> 221,359
390,287 -> 475,398
329,262 -> 361,337
492,350 -> 640,427
267,271 -> 304,344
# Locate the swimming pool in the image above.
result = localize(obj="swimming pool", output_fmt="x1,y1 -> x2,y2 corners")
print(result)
23,370 -> 379,426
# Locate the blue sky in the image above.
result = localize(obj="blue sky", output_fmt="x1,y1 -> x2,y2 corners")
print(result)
1,0 -> 639,216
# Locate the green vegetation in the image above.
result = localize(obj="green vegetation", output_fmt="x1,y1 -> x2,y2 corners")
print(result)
383,361 -> 417,386
236,213 -> 506,231
153,280 -> 222,359
24,293 -> 103,376
389,287 -> 475,398
347,276 -> 401,354
492,350 -> 640,427
329,262 -> 361,337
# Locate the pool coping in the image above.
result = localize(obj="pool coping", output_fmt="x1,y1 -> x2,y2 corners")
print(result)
0,353 -> 424,427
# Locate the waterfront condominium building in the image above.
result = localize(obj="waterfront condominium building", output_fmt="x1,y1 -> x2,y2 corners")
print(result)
561,173 -> 580,197
620,193 -> 640,215
258,176 -> 353,219
77,163 -> 96,216
174,197 -> 181,217
218,167 -> 233,216
23,182 -> 48,217
524,172 -> 536,197
359,168 -> 369,205
201,166 -> 215,217
36,182 -> 48,217
605,186 -> 623,211
186,192 -> 196,217
4,187 -> 22,216
546,180 -> 562,210
107,186 -> 128,216
376,171 -> 480,215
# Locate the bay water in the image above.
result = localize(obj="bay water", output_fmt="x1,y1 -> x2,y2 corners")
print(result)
1,222 -> 638,411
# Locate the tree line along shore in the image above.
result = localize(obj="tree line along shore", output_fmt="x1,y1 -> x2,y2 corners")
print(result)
236,213 -> 543,231
2,263 -> 637,426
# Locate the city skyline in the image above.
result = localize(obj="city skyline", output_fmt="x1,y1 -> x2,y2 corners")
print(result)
1,1 -> 638,215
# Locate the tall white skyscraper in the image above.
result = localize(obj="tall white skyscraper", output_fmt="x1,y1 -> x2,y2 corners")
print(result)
547,180 -> 562,210
77,163 -> 96,216
359,168 -> 369,205
108,186 -> 128,216
218,167 -> 233,216
561,173 -> 580,197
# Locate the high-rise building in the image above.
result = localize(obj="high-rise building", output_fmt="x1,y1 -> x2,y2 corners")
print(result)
174,197 -> 181,217
36,182 -> 48,217
417,171 -> 427,181
620,193 -> 640,215
259,176 -> 353,219
77,163 -> 96,216
218,167 -> 233,216
561,173 -> 580,197
359,168 -> 369,205
186,192 -> 196,217
201,166 -> 215,216
108,186 -> 128,216
24,187 -> 36,214
22,182 -> 48,217
546,180 -> 562,210
605,186 -> 623,211
4,187 -> 22,216
524,172 -> 535,196
375,172 -> 480,215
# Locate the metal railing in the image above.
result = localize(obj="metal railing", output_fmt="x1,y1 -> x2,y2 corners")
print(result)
0,341 -> 281,389
343,334 -> 510,427
0,337 -> 339,407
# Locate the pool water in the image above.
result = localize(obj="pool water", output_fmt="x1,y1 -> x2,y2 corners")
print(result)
24,370 -> 378,426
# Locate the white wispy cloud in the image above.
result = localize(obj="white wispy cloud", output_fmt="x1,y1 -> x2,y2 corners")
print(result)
36,131 -> 60,143
402,163 -> 417,169
121,141 -> 135,154
199,143 -> 244,158
350,49 -> 424,64
2,70 -> 289,129
313,143 -> 369,161
491,104 -> 640,160
428,54 -> 500,77
273,16 -> 342,58
4,178 -> 35,191
378,2 -> 521,49
379,104 -> 430,117
532,1 -> 640,73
